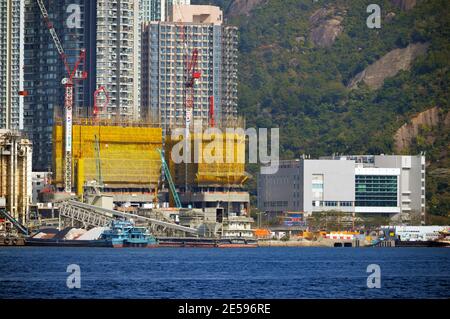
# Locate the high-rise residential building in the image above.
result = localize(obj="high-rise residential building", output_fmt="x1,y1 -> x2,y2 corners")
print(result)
24,0 -> 141,170
141,4 -> 238,133
24,0 -> 88,171
95,0 -> 141,119
142,0 -> 191,22
0,0 -> 25,130
258,155 -> 426,224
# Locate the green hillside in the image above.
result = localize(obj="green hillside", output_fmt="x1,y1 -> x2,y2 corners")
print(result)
195,0 -> 449,219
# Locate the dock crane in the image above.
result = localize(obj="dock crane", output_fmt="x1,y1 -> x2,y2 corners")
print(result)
37,0 -> 87,193
157,149 -> 182,209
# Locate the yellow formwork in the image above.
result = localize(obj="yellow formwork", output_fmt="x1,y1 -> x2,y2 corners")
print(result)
53,124 -> 162,194
166,131 -> 248,187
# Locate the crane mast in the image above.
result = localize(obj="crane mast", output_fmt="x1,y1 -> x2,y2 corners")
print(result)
93,86 -> 110,121
36,0 -> 87,193
185,48 -> 200,132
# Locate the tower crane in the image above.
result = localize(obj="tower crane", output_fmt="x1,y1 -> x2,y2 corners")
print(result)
93,86 -> 110,122
185,48 -> 201,131
209,96 -> 215,128
36,0 -> 87,193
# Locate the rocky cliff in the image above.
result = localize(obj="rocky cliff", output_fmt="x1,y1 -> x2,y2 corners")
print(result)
228,0 -> 266,17
394,107 -> 440,152
348,42 -> 429,90
391,0 -> 417,11
309,7 -> 345,48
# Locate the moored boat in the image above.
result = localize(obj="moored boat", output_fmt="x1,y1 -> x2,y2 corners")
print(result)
25,220 -> 158,248
100,220 -> 158,248
156,236 -> 258,248
217,237 -> 258,248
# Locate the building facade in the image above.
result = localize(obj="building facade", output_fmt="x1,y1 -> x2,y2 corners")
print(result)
24,0 -> 141,170
258,155 -> 426,223
0,0 -> 25,130
141,4 -> 238,133
24,0 -> 87,171
142,0 -> 191,22
31,171 -> 50,204
94,0 -> 141,120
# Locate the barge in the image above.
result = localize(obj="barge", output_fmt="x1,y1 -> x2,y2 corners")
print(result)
394,240 -> 450,248
25,220 -> 158,248
157,237 -> 258,248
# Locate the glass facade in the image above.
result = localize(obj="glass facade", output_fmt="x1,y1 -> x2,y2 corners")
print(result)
355,175 -> 398,207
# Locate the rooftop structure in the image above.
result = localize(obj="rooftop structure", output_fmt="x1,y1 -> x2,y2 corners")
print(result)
171,4 -> 223,24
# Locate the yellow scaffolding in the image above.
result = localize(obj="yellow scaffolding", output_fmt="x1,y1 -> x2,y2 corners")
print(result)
53,124 -> 162,195
165,131 -> 248,187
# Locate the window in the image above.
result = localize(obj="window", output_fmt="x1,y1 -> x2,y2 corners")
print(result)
355,175 -> 398,207
340,201 -> 353,207
312,174 -> 324,201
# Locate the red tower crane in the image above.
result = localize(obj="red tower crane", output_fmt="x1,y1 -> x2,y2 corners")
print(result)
184,48 -> 201,131
209,96 -> 215,128
37,0 -> 87,193
93,86 -> 110,121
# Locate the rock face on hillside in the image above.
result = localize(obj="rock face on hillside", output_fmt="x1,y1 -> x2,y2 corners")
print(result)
393,107 -> 450,152
228,0 -> 266,17
309,7 -> 345,48
391,0 -> 417,11
348,42 -> 429,90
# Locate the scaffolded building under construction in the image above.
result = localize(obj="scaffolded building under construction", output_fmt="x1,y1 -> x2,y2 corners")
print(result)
52,118 -> 163,200
165,120 -> 250,214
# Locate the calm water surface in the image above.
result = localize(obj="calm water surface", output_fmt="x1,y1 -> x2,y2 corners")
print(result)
0,247 -> 449,299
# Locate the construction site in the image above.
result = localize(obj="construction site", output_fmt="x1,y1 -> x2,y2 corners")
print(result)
52,117 -> 162,202
0,113 -> 256,245
0,1 -> 257,247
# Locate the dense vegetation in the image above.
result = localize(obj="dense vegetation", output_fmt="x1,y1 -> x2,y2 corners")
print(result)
195,0 -> 449,219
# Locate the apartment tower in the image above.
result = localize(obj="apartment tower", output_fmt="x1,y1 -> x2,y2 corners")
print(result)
141,4 -> 238,133
24,0 -> 141,170
0,0 -> 25,130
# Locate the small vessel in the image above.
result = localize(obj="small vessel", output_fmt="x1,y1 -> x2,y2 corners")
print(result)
394,240 -> 450,248
216,238 -> 258,248
100,220 -> 158,248
25,220 -> 158,248
156,236 -> 258,248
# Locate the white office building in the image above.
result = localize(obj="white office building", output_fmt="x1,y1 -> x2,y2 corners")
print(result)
258,155 -> 426,223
